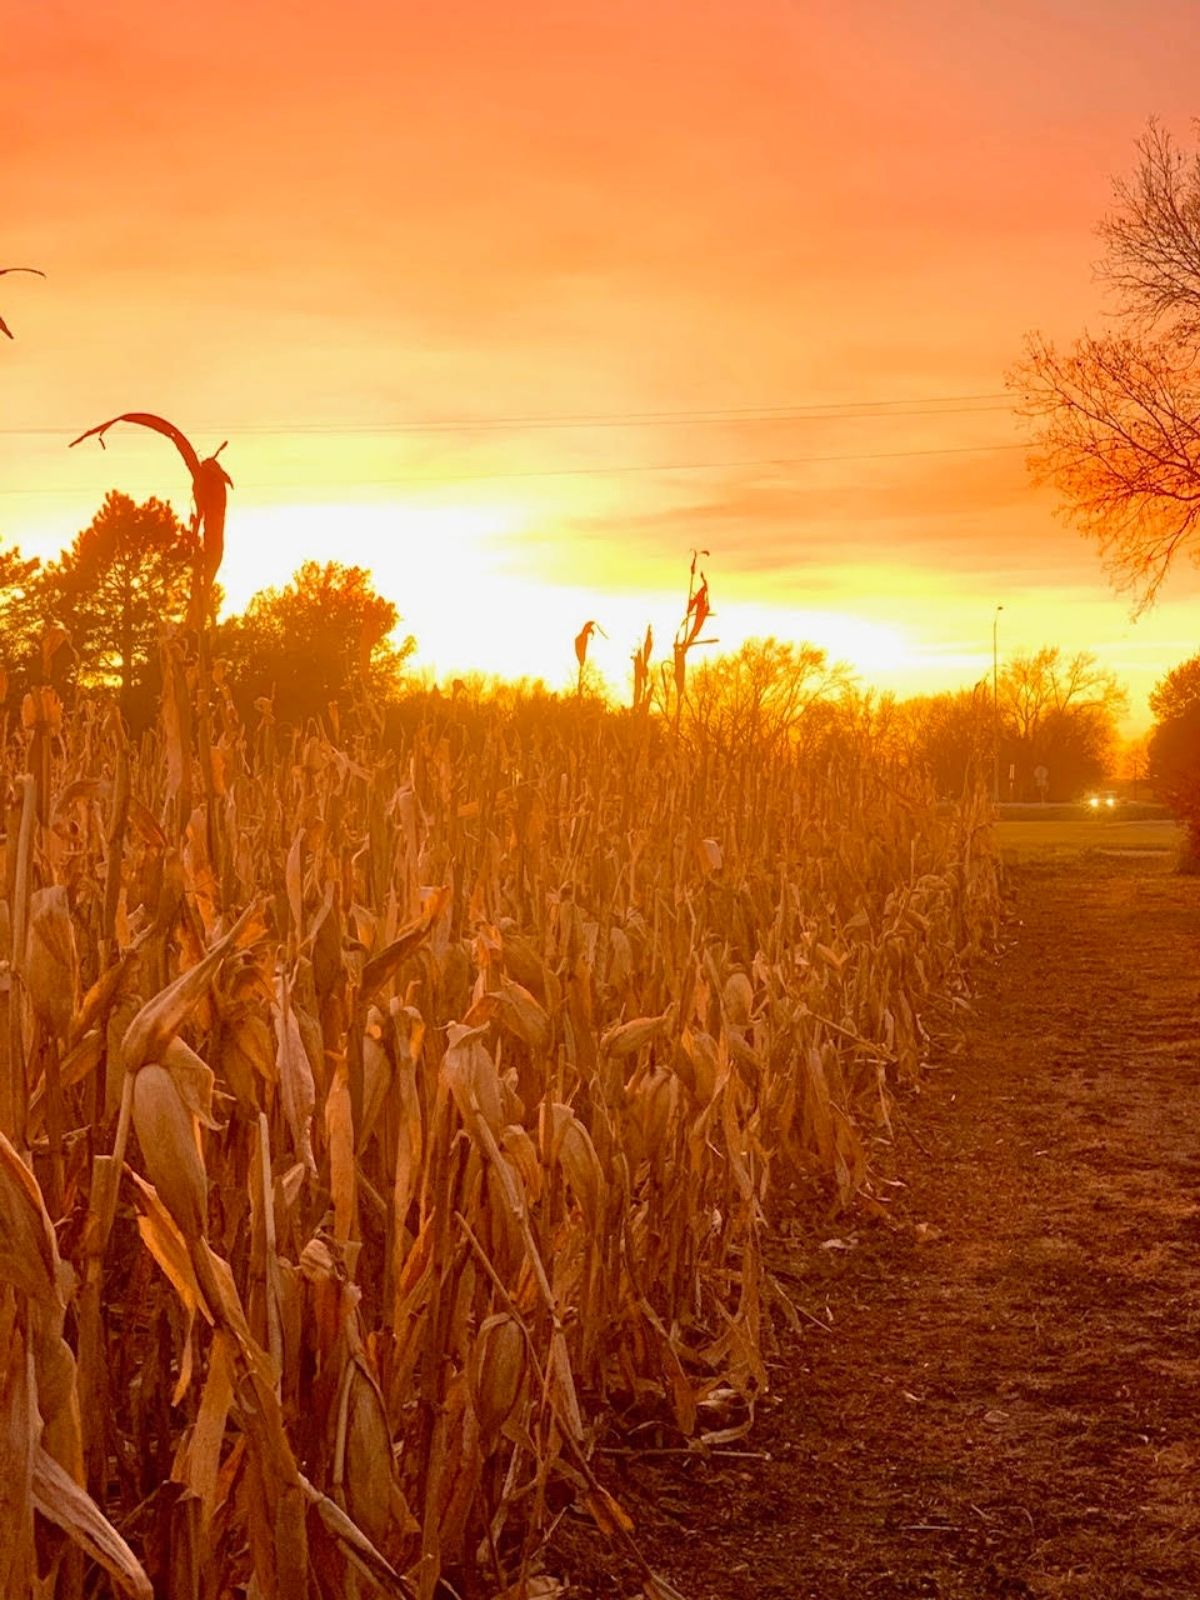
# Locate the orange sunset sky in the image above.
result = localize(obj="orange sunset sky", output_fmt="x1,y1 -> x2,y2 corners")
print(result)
4,0 -> 1199,726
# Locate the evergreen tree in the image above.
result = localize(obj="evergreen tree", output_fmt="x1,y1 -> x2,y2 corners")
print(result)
46,491 -> 197,726
0,542 -> 46,708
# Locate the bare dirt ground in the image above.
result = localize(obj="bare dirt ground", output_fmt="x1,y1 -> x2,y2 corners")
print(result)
554,852 -> 1200,1599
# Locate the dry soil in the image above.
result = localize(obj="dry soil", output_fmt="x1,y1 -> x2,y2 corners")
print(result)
554,852 -> 1200,1599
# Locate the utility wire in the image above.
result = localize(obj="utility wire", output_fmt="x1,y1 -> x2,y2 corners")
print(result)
0,390 -> 1014,439
0,438 -> 1027,497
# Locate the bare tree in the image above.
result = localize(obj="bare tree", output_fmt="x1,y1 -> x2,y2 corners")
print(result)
1012,121 -> 1200,609
1099,124 -> 1200,338
684,637 -> 850,758
1000,647 -> 1126,743
993,647 -> 1127,799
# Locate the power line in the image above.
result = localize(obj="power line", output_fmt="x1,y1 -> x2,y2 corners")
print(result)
0,389 -> 1013,439
0,438 -> 1027,498
253,439 -> 1029,487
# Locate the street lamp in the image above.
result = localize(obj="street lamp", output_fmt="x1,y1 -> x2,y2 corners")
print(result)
992,604 -> 1004,804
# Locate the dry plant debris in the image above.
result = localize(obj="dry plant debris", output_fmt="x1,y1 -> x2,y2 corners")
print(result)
0,573 -> 1000,1597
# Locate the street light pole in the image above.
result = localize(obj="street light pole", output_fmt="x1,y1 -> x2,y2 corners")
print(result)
992,604 -> 1004,805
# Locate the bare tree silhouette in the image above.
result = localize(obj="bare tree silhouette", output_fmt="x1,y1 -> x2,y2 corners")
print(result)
1013,123 -> 1200,609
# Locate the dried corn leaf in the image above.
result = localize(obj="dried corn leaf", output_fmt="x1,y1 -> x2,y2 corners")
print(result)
325,1058 -> 356,1245
545,1105 -> 605,1230
302,1476 -> 413,1599
359,885 -> 450,1006
468,1314 -> 526,1447
442,1025 -> 505,1136
131,1063 -> 207,1241
163,1036 -> 222,1129
59,1029 -> 103,1091
32,1446 -> 153,1600
121,901 -> 262,1072
275,978 -> 316,1175
130,1171 -> 210,1324
172,1329 -> 234,1535
497,979 -> 550,1051
0,1325 -> 35,1599
342,1361 -> 394,1549
24,886 -> 77,1038
602,1013 -> 670,1061
0,1131 -> 61,1304
723,971 -> 753,1027
582,1485 -> 633,1536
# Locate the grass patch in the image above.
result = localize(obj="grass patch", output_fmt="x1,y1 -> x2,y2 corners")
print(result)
996,817 -> 1183,863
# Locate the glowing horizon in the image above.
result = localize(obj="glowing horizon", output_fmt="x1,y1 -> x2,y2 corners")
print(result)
5,0 -> 1200,731
8,487 -> 1195,732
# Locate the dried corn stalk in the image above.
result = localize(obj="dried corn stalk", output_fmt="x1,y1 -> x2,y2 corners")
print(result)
0,602 -> 1000,1597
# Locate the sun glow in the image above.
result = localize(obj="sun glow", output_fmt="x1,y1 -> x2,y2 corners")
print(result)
14,483 -> 1196,724
729,608 -> 914,679
217,499 -> 527,613
206,500 -> 929,694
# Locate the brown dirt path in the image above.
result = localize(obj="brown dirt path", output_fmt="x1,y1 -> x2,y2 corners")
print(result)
556,856 -> 1200,1599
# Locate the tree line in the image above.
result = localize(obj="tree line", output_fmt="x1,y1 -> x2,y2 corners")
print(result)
898,647 -> 1127,803
2,488 -> 1198,861
0,490 -> 414,729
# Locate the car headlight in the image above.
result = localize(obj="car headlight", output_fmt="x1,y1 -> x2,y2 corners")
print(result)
1088,796 -> 1099,809
1106,796 -> 1115,808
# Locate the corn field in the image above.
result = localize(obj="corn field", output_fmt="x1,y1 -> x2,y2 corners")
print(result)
0,608 -> 1000,1598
